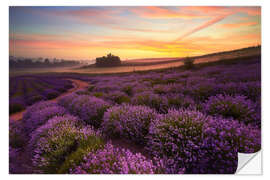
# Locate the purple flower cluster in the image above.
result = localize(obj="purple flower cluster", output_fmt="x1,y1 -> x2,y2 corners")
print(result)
204,94 -> 258,126
58,93 -> 79,108
9,147 -> 20,173
102,104 -> 157,144
29,115 -> 102,173
23,101 -> 58,120
153,84 -> 171,94
104,90 -> 131,104
146,109 -> 260,173
9,118 -> 27,148
92,80 -> 123,93
22,101 -> 67,135
70,143 -> 163,174
216,81 -> 260,102
132,91 -> 168,113
166,93 -> 196,110
9,96 -> 25,114
29,114 -> 80,153
9,76 -> 74,114
58,94 -> 111,127
186,80 -> 219,102
42,89 -> 61,100
206,116 -> 261,153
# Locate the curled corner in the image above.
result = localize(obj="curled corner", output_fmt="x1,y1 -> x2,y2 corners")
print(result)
236,151 -> 262,174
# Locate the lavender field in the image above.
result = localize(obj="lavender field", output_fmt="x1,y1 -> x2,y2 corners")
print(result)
9,76 -> 74,114
9,55 -> 261,174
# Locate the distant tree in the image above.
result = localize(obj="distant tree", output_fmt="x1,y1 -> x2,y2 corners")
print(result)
44,58 -> 50,64
24,59 -> 32,64
95,53 -> 121,67
183,57 -> 195,69
9,57 -> 80,69
53,58 -> 57,64
9,59 -> 16,68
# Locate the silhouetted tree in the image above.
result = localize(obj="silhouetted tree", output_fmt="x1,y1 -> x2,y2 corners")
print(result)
183,57 -> 195,69
95,53 -> 121,67
9,57 -> 80,69
44,58 -> 50,64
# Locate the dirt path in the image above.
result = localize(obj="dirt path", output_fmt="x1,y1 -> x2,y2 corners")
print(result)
10,79 -> 89,121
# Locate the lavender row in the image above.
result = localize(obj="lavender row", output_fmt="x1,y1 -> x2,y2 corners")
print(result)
55,93 -> 260,174
9,76 -> 74,114
10,102 -> 164,174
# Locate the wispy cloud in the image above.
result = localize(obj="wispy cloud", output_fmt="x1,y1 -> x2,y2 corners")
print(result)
176,14 -> 231,41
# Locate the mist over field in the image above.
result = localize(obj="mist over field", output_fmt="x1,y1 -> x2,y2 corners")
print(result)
10,45 -> 260,76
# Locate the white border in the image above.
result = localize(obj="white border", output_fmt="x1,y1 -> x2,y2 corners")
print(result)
2,0 -> 269,179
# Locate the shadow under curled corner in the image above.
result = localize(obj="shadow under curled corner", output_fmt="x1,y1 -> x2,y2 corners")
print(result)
236,151 -> 262,174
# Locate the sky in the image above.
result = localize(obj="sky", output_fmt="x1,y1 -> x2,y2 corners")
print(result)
9,6 -> 261,60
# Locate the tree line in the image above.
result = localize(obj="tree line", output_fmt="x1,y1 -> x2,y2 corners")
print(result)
9,57 -> 80,69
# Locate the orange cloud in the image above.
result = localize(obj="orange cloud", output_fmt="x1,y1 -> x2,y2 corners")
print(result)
110,26 -> 174,33
181,7 -> 230,16
181,6 -> 260,16
219,22 -> 258,28
9,39 -> 92,49
130,6 -> 204,19
235,7 -> 261,16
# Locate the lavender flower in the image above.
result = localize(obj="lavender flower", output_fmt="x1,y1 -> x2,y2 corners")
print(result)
204,94 -> 259,126
9,147 -> 20,173
9,118 -> 26,148
102,104 -> 157,144
132,91 -> 168,113
9,97 -> 25,114
30,115 -> 103,173
216,81 -> 260,102
146,109 -> 257,174
166,93 -> 195,110
23,105 -> 67,135
9,76 -> 74,112
58,93 -> 79,108
104,90 -> 130,104
70,143 -> 163,174
59,94 -> 111,127
22,101 -> 58,120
